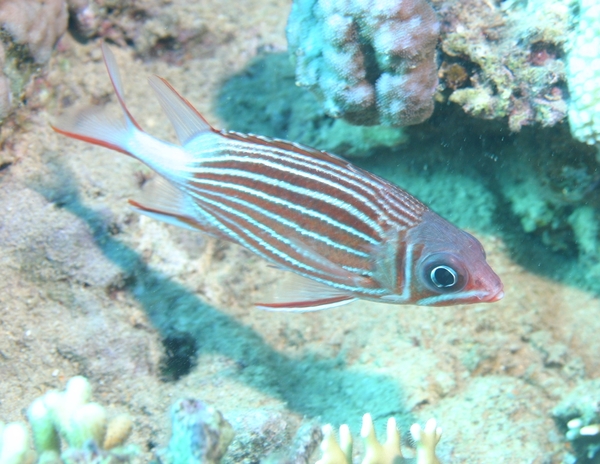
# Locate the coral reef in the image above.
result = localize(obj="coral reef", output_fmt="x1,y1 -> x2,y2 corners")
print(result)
566,0 -> 600,146
437,0 -> 571,132
286,0 -> 440,126
286,0 -> 576,132
316,414 -> 442,464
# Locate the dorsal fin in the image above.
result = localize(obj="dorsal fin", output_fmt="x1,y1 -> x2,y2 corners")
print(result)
147,75 -> 213,145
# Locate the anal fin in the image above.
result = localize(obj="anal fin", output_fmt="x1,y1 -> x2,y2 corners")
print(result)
255,272 -> 357,312
129,176 -> 224,239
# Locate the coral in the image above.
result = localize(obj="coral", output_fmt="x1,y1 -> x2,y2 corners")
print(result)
438,0 -> 570,131
0,422 -> 35,464
553,379 -> 600,463
0,0 -> 68,120
25,376 -> 137,463
158,399 -> 234,464
286,0 -> 440,126
217,53 -> 408,158
566,0 -> 600,146
316,414 -> 442,464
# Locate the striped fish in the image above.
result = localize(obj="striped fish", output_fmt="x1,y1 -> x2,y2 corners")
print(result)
52,44 -> 504,310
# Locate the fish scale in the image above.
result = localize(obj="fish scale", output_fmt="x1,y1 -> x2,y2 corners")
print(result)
52,43 -> 504,310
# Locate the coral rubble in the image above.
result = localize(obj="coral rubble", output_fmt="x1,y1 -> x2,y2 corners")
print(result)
287,0 -> 440,126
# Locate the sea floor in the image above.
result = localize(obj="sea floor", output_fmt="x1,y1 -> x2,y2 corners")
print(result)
0,1 -> 599,463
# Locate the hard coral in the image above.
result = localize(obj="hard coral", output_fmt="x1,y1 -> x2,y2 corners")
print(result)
26,376 -> 136,463
287,0 -> 440,127
438,0 -> 570,132
316,414 -> 442,464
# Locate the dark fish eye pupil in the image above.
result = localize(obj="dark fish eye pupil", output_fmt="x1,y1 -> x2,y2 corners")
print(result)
431,265 -> 457,288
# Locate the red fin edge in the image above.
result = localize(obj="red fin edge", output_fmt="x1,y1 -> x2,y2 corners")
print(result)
255,296 -> 356,312
51,124 -> 134,157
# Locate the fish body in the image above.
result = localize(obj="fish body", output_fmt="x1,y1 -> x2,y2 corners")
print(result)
52,44 -> 503,310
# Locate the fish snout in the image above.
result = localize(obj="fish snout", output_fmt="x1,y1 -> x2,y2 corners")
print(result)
478,277 -> 504,302
485,287 -> 504,302
473,267 -> 504,303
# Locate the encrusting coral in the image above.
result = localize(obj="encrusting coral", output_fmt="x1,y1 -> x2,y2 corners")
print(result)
316,413 -> 442,464
287,0 -> 440,127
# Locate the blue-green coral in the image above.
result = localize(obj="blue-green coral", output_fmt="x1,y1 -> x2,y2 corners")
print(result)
286,0 -> 439,126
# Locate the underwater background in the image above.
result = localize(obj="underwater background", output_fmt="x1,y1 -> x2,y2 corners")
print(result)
0,0 -> 599,462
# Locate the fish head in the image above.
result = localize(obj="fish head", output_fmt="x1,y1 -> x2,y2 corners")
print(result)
404,211 -> 504,306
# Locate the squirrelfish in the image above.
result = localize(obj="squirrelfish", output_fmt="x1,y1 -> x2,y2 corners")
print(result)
52,44 -> 503,310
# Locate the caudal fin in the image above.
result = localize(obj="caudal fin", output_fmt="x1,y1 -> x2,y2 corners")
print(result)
51,42 -> 142,156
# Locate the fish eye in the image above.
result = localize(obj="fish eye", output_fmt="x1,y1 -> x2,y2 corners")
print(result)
430,265 -> 457,288
418,253 -> 467,293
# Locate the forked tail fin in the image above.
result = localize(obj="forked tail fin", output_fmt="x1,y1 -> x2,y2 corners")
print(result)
51,42 -> 142,157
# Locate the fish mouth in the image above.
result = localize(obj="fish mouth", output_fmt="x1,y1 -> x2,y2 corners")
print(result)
482,287 -> 504,302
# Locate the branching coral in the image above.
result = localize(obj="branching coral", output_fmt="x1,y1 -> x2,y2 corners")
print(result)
316,413 -> 442,464
0,376 -> 137,464
287,0 -> 440,127
26,376 -> 136,463
0,422 -> 35,464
